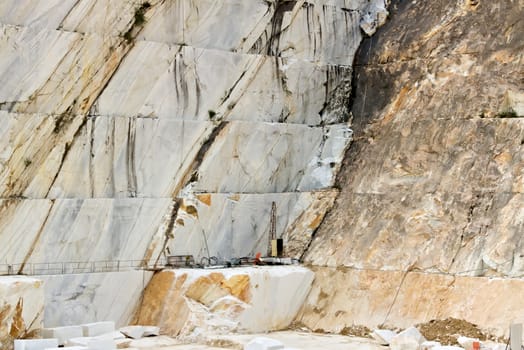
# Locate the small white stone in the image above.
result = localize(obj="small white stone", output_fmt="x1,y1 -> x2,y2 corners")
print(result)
421,340 -> 442,349
371,329 -> 397,345
432,346 -> 465,350
244,337 -> 285,350
119,326 -> 144,339
142,326 -> 160,337
390,327 -> 427,350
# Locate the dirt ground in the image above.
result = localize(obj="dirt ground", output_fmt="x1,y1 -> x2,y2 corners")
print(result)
416,318 -> 504,345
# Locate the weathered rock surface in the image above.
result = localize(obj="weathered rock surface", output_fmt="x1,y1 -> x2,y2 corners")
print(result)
135,267 -> 314,336
0,277 -> 44,349
299,0 -> 524,335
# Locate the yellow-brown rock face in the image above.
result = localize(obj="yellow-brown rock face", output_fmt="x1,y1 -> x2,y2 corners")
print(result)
298,267 -> 524,337
0,277 -> 44,350
300,0 -> 524,336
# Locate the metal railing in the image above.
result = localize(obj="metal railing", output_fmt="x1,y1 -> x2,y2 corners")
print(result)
0,258 -> 167,276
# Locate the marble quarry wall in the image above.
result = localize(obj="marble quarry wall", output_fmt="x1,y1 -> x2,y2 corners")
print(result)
298,0 -> 524,336
0,0 -> 388,329
5,0 -> 520,339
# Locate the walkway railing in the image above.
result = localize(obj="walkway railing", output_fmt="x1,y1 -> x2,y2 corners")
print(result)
0,258 -> 167,276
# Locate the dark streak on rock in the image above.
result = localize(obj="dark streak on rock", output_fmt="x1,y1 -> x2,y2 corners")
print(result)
89,117 -> 96,197
171,121 -> 229,197
267,1 -> 297,56
18,199 -> 56,274
126,117 -> 137,197
153,198 -> 181,267
221,71 -> 247,106
45,116 -> 88,198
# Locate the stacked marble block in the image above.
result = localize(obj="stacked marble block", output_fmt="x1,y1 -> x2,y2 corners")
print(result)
0,0 -> 381,326
37,322 -> 160,349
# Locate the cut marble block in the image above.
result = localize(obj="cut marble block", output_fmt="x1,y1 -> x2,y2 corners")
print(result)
0,198 -> 170,267
65,337 -> 91,347
82,322 -> 115,337
86,336 -> 116,350
169,191 -> 337,261
0,277 -> 44,347
119,326 -> 144,340
94,42 -> 352,124
135,266 -> 314,336
142,326 -> 159,337
42,326 -> 83,345
371,329 -> 397,345
40,271 -> 153,328
13,338 -> 58,350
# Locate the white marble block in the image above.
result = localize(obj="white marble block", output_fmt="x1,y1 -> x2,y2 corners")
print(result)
86,337 -> 116,350
42,326 -> 83,345
119,326 -> 144,339
14,338 -> 58,350
372,329 -> 397,345
81,322 -> 115,337
244,337 -> 285,350
142,326 -> 160,337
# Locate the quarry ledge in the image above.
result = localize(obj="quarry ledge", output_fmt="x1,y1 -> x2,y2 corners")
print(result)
0,21 -> 356,67
297,266 -> 524,337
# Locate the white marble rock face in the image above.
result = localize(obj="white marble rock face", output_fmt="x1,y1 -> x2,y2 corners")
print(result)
39,271 -> 152,328
0,112 -> 351,198
0,24 -> 124,116
0,0 -> 374,331
190,122 -> 352,193
0,198 -> 171,269
168,191 -> 338,261
0,0 -> 372,65
93,42 -> 353,125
